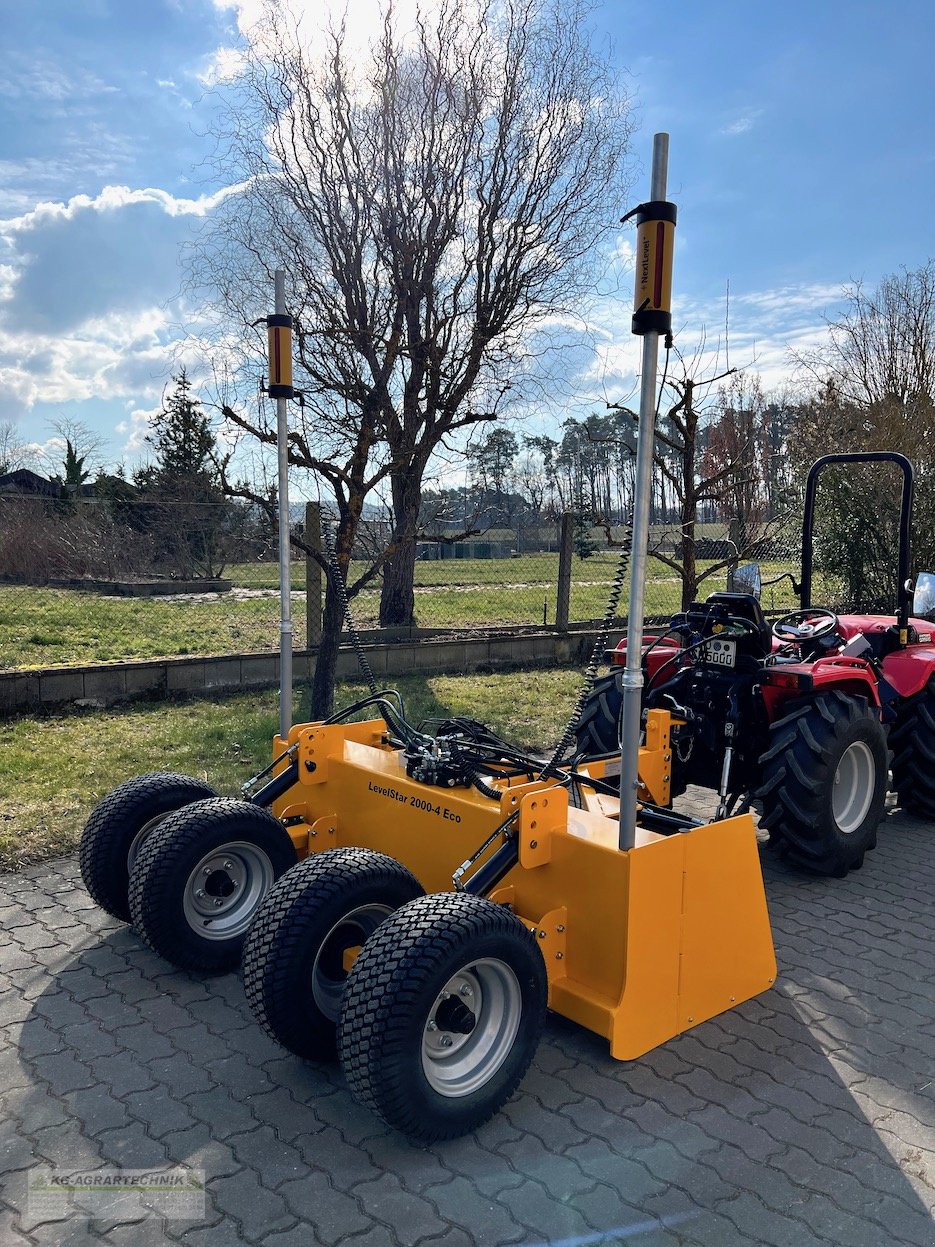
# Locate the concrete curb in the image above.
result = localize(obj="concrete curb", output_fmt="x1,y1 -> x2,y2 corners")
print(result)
0,630 -> 602,715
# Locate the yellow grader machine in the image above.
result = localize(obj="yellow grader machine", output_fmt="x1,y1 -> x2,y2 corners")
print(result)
82,691 -> 775,1141
79,135 -> 777,1141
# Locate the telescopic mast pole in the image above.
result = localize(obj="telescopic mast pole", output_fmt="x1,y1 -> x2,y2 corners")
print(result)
270,269 -> 294,741
618,134 -> 675,850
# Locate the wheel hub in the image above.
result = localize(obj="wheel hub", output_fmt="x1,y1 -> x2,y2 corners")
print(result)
421,959 -> 522,1098
832,741 -> 875,834
434,996 -> 477,1035
182,842 -> 274,939
311,904 -> 393,1022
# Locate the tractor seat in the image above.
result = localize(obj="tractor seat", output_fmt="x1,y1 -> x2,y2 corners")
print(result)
705,592 -> 773,654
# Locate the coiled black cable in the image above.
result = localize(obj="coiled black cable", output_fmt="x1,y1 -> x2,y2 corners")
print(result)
321,521 -> 380,699
539,524 -> 632,779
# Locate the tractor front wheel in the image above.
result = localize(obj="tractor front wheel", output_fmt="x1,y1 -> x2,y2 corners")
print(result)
339,893 -> 547,1142
242,849 -> 424,1061
758,691 -> 887,876
573,672 -> 621,757
890,681 -> 935,818
79,772 -> 217,922
128,798 -> 297,972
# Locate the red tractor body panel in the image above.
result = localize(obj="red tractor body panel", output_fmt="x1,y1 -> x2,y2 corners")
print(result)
610,615 -> 935,705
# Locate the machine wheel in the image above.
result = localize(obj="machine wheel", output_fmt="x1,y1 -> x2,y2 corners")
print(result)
757,691 -> 887,877
574,672 -> 620,757
339,892 -> 547,1142
890,680 -> 935,818
242,849 -> 424,1061
128,798 -> 297,972
79,772 -> 217,922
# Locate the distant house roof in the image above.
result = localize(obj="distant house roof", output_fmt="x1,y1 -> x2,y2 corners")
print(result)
0,469 -> 63,497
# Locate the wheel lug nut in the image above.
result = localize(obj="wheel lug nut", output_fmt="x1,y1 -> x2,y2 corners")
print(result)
460,985 -> 472,997
214,898 -> 224,907
426,1020 -> 438,1032
441,991 -> 450,1000
224,860 -> 233,869
440,1035 -> 453,1048
203,867 -> 211,876
195,890 -> 204,899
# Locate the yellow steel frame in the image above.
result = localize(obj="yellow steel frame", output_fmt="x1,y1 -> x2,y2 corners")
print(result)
270,709 -> 776,1061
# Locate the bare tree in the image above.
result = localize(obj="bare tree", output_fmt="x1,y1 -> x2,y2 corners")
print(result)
701,372 -> 772,548
794,260 -> 935,570
0,421 -> 30,475
42,418 -> 106,489
611,346 -> 787,609
218,394 -> 393,717
196,0 -> 634,631
800,261 -> 935,415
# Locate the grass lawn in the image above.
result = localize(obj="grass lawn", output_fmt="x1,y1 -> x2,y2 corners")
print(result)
0,667 -> 587,871
1,553 -> 798,670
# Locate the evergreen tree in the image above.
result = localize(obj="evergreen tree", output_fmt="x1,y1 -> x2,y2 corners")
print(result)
136,371 -> 229,578
573,493 -> 598,560
145,370 -> 217,491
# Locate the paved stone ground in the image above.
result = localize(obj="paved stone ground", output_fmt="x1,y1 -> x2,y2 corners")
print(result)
0,800 -> 933,1247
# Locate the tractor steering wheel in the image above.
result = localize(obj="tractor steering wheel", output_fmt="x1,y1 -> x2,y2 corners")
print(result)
771,608 -> 840,643
719,615 -> 763,637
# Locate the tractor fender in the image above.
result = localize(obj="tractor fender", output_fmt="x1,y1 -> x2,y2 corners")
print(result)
607,636 -> 681,679
881,648 -> 935,699
760,661 -> 881,723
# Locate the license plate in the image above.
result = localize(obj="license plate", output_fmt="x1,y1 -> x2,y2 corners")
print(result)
698,638 -> 736,668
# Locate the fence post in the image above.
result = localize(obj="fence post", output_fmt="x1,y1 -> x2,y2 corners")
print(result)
305,501 -> 322,648
555,511 -> 575,631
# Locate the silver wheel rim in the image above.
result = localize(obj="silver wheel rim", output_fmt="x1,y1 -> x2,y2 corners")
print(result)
832,741 -> 875,834
127,813 -> 168,875
182,842 -> 275,940
311,904 -> 392,1022
421,958 -> 522,1099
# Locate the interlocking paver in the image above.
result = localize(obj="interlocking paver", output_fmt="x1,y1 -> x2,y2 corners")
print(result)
422,1175 -> 526,1244
351,1172 -> 448,1245
0,801 -> 933,1247
211,1168 -> 294,1241
277,1171 -> 370,1240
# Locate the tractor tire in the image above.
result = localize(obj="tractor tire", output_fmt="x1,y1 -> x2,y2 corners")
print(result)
79,772 -> 217,922
242,849 -> 424,1062
128,798 -> 297,972
339,892 -> 547,1142
757,692 -> 887,877
890,680 -> 935,818
574,672 -> 621,757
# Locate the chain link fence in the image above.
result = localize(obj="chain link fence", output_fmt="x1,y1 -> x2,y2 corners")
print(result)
0,491 -> 820,674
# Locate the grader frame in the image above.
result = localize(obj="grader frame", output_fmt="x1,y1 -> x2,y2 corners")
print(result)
267,711 -> 776,1063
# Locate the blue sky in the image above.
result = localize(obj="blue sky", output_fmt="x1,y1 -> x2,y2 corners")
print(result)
1,0 -> 933,477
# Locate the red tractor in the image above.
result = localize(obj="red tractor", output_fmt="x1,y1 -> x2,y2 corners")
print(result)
574,452 -> 935,876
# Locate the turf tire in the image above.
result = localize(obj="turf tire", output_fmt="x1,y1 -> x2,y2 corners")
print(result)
79,772 -> 217,922
128,798 -> 296,972
757,691 -> 887,877
339,892 -> 547,1142
242,849 -> 424,1061
890,679 -> 935,818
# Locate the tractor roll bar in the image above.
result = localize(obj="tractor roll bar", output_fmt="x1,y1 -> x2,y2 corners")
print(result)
800,452 -> 914,637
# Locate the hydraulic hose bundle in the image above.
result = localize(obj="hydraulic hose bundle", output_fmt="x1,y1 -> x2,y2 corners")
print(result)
319,514 -> 635,895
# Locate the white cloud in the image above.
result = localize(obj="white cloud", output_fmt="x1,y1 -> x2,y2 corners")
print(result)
117,405 -> 160,453
196,46 -> 249,86
0,182 -> 249,238
0,60 -> 118,103
580,280 -> 844,398
201,0 -> 449,84
721,110 -> 763,136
